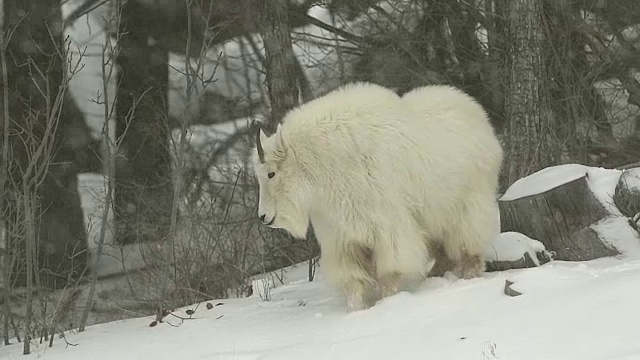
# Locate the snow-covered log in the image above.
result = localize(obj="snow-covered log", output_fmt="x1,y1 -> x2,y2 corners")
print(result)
484,232 -> 552,272
499,164 -> 622,261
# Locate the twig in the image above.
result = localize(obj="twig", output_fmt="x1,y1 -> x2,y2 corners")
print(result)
79,4 -> 122,332
302,14 -> 370,46
156,0 -> 220,319
574,15 -> 640,109
617,161 -> 640,170
0,3 -> 13,346
63,0 -> 108,29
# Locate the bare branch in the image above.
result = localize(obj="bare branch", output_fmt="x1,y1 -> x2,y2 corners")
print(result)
302,14 -> 371,46
63,0 -> 108,29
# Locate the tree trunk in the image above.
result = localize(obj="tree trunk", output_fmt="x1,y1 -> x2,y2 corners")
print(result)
2,0 -> 88,290
499,175 -> 619,261
484,0 -> 507,131
114,0 -> 172,244
254,0 -> 300,132
501,0 -> 559,187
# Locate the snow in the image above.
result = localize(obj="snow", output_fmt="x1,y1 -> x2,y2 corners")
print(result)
484,232 -> 547,264
3,256 -> 640,360
587,166 -> 625,216
591,216 -> 640,258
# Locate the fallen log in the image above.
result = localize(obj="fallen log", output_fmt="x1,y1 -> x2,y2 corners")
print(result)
499,164 -> 620,261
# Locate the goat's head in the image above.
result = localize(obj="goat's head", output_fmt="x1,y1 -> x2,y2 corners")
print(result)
251,122 -> 311,239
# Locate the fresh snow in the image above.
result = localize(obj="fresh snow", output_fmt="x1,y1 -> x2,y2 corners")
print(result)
3,256 -> 640,360
591,216 -> 640,258
587,166 -> 626,216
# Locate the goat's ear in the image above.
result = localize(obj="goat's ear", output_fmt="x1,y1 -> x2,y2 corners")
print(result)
274,123 -> 287,159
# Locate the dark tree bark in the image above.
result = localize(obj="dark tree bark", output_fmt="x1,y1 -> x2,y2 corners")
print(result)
114,0 -> 172,244
483,0 -> 507,130
2,0 -> 89,290
499,175 -> 619,261
254,0 -> 300,132
501,0 -> 559,187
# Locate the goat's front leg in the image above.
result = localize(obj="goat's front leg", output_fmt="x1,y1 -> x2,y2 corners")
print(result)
322,241 -> 377,312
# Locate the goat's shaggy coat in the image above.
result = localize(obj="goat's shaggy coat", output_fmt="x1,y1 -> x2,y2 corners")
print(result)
252,82 -> 503,311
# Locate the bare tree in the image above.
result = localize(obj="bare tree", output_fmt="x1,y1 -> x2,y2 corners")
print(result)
78,0 -> 123,332
2,0 -> 88,352
2,0 -> 89,291
0,0 -> 10,346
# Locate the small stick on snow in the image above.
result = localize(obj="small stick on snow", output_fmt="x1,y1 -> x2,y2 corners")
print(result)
504,280 -> 522,297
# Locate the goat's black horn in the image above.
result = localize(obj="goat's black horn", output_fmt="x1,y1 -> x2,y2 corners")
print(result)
254,121 -> 266,164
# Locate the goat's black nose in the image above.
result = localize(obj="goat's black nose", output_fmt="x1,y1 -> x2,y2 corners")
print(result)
259,214 -> 266,222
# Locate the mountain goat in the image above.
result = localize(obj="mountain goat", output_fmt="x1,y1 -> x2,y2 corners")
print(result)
251,82 -> 503,312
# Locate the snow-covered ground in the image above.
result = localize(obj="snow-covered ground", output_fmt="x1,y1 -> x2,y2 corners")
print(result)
2,255 -> 640,360
4,163 -> 638,359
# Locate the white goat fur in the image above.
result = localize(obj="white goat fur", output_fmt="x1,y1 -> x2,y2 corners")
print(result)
252,82 -> 503,311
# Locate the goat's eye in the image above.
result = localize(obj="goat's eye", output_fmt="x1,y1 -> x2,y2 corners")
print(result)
268,172 -> 276,179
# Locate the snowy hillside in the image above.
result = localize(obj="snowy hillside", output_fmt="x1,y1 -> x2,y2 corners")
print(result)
2,163 -> 640,358
2,256 -> 640,360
